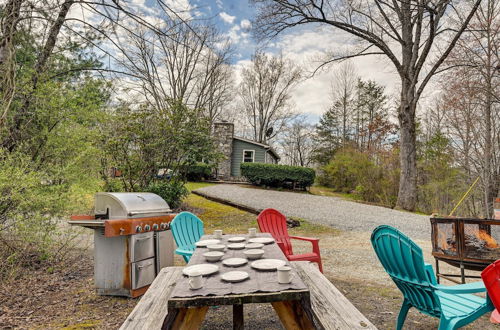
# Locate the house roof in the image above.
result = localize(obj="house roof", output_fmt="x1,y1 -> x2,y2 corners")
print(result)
233,136 -> 281,161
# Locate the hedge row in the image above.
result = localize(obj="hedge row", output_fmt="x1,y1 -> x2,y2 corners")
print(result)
240,163 -> 315,189
185,162 -> 213,181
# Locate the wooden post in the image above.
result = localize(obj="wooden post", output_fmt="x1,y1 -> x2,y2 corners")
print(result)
233,304 -> 244,330
271,300 -> 315,330
163,307 -> 208,330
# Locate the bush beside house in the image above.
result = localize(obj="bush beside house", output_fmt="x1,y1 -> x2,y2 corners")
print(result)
241,163 -> 315,189
185,162 -> 213,181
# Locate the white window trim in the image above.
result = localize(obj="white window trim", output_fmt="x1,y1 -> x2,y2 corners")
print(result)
242,149 -> 255,163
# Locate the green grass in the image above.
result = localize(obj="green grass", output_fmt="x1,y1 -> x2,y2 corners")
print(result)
184,193 -> 257,233
185,181 -> 215,192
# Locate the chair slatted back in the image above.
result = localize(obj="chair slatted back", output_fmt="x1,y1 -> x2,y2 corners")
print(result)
257,208 -> 293,255
371,225 -> 441,317
170,212 -> 204,249
482,259 -> 500,310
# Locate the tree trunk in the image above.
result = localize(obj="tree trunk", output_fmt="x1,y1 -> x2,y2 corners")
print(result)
396,88 -> 418,211
483,58 -> 493,218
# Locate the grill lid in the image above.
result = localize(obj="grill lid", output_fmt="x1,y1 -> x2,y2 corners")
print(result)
95,192 -> 171,219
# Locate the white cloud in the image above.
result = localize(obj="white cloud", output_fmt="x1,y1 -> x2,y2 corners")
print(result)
270,29 -> 399,119
220,12 -> 236,24
240,19 -> 251,30
225,25 -> 252,45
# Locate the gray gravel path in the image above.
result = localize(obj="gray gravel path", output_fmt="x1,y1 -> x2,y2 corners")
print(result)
195,184 -> 430,239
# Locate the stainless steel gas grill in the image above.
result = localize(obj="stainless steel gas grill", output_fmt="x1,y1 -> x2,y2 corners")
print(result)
69,192 -> 176,297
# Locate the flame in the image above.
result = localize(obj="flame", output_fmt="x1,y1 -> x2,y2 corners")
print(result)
476,230 -> 499,248
438,231 -> 449,250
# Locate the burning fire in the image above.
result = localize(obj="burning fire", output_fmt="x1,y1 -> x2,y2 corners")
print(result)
439,231 -> 449,250
475,230 -> 499,248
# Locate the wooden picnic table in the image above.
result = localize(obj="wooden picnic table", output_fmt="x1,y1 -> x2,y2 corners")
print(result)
164,233 -> 315,330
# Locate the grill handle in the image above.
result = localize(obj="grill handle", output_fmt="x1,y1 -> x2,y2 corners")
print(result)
137,262 -> 153,269
135,236 -> 152,241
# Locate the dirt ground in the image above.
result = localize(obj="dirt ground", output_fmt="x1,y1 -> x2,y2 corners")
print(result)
0,194 -> 497,329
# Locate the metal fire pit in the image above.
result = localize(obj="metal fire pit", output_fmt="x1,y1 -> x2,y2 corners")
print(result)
431,216 -> 500,283
69,192 -> 176,297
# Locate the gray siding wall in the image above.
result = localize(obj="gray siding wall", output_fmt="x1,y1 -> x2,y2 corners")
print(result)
231,140 -> 267,177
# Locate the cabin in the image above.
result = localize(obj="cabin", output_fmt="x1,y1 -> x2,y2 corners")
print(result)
213,122 -> 280,180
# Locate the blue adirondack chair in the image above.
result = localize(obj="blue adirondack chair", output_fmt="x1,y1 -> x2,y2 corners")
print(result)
170,212 -> 204,262
371,225 -> 493,330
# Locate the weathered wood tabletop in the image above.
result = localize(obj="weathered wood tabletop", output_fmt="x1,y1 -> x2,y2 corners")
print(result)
165,233 -> 315,330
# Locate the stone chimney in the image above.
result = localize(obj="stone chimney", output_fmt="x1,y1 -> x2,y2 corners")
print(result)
213,121 -> 234,180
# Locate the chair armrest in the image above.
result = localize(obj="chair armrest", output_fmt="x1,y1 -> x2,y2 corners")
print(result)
289,236 -> 320,256
424,263 -> 437,285
289,236 -> 319,242
432,281 -> 486,294
176,246 -> 194,256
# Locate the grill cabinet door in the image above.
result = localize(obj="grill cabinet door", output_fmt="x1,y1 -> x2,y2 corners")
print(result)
131,258 -> 155,289
129,232 -> 154,262
155,230 -> 174,273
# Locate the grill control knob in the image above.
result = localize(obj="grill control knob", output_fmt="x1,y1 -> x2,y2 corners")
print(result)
144,224 -> 151,231
152,224 -> 159,230
160,223 -> 167,230
135,226 -> 142,233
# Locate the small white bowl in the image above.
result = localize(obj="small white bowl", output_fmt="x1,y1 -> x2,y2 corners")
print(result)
243,249 -> 265,260
203,251 -> 224,262
245,243 -> 264,249
207,244 -> 226,252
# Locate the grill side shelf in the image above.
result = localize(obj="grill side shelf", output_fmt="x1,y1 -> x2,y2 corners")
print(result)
69,215 -> 104,228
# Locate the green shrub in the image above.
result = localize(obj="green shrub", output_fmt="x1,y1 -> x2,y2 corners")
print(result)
185,162 -> 213,181
147,180 -> 189,209
240,163 -> 315,189
319,148 -> 399,207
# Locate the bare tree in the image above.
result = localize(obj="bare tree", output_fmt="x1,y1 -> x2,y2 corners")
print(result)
239,51 -> 301,143
280,117 -> 314,166
329,61 -> 357,146
118,21 -> 233,123
441,0 -> 500,216
252,0 -> 483,210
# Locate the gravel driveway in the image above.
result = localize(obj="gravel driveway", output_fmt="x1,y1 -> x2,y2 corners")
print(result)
195,184 -> 430,239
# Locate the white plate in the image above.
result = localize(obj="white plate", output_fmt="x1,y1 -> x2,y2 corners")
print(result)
222,258 -> 248,267
228,236 -> 246,242
251,259 -> 286,271
245,243 -> 264,249
248,237 -> 275,245
221,271 -> 249,283
183,264 -> 219,276
195,239 -> 221,247
227,243 -> 246,250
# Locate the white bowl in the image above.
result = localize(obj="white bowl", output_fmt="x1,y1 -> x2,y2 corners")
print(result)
203,251 -> 224,262
207,244 -> 226,252
243,249 -> 265,260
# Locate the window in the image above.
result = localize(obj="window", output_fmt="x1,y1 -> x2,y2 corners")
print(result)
243,150 -> 255,163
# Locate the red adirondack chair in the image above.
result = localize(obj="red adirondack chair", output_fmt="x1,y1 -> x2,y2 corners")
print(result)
257,208 -> 323,273
481,259 -> 500,323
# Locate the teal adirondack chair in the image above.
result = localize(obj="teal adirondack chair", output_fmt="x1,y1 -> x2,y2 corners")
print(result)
170,212 -> 204,262
371,225 -> 493,330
